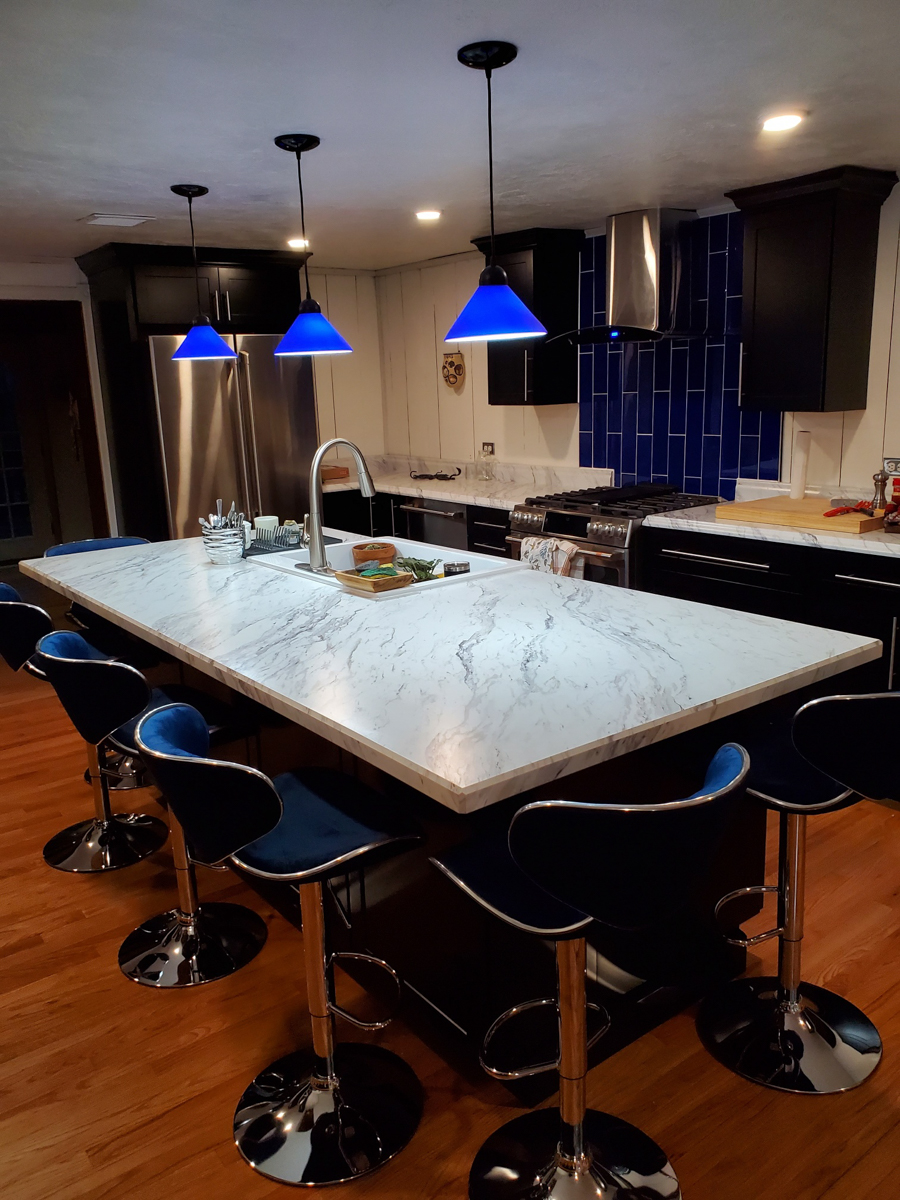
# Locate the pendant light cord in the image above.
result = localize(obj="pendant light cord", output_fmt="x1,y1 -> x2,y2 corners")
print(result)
296,152 -> 312,300
187,195 -> 203,319
486,67 -> 496,266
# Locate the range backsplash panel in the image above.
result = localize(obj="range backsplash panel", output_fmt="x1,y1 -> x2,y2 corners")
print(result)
578,212 -> 781,499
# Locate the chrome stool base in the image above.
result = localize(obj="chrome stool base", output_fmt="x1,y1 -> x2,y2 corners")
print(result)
42,812 -> 168,873
697,976 -> 882,1094
233,1043 -> 423,1186
118,902 -> 267,987
469,1108 -> 681,1200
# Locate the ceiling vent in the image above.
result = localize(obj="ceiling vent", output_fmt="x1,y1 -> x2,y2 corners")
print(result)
82,213 -> 155,227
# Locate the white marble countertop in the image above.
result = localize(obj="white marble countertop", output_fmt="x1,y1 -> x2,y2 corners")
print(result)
322,459 -> 616,512
644,505 -> 900,559
21,536 -> 879,813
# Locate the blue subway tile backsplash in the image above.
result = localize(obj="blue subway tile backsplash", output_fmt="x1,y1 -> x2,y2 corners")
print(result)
578,212 -> 781,500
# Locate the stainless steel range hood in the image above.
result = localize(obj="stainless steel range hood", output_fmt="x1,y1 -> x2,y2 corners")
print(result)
550,207 -> 698,345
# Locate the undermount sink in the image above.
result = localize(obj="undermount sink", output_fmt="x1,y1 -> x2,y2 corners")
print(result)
248,536 -> 526,599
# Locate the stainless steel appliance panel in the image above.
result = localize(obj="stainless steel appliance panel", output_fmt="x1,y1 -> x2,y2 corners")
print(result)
234,335 -> 318,524
149,336 -> 249,538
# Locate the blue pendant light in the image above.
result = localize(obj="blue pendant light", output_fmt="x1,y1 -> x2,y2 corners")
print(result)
169,184 -> 236,361
274,134 -> 353,356
445,42 -> 547,344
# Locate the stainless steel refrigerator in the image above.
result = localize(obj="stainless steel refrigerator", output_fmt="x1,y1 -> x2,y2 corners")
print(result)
148,334 -> 319,538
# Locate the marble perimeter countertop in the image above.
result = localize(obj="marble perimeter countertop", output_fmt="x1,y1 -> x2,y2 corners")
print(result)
644,504 -> 900,559
21,535 -> 879,813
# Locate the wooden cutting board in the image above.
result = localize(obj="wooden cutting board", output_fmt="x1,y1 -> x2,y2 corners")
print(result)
320,465 -> 350,480
716,496 -> 884,534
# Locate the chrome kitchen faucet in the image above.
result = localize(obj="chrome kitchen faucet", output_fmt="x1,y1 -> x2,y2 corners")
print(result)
307,438 -> 375,572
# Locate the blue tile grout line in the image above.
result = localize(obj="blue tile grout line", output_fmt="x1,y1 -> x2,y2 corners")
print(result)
578,212 -> 781,499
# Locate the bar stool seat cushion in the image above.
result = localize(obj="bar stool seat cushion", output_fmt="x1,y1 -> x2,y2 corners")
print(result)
234,769 -> 420,881
741,715 -> 854,813
432,829 -> 592,938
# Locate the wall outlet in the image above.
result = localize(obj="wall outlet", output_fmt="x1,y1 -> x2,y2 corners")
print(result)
884,457 -> 900,475
481,442 -> 495,455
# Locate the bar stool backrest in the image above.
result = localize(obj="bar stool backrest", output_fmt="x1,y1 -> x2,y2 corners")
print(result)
793,693 -> 900,804
136,703 -> 283,866
508,743 -> 749,931
35,631 -> 151,746
44,537 -> 149,557
0,584 -> 52,672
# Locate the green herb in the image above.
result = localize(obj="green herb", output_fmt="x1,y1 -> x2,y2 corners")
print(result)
396,556 -> 441,581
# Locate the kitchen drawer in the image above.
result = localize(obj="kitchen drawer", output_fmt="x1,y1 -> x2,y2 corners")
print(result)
466,504 -> 510,557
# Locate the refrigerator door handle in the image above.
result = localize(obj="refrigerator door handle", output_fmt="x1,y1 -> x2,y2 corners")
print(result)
237,350 -> 263,517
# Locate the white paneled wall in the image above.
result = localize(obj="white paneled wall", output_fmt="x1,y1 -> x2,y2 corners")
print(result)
375,253 -> 580,466
309,269 -> 384,458
781,188 -> 900,492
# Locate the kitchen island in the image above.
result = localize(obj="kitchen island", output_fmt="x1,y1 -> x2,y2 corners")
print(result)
21,536 -> 880,1085
20,534 -> 878,813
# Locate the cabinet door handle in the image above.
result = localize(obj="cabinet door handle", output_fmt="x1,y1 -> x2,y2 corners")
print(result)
213,290 -> 221,321
398,504 -> 465,519
660,548 -> 770,571
834,572 -> 900,590
890,616 -> 898,690
225,290 -> 232,322
472,542 -> 507,553
474,519 -> 508,530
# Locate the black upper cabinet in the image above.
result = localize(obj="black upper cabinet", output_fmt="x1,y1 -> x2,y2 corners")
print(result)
77,243 -> 304,335
727,166 -> 897,412
471,228 -> 584,406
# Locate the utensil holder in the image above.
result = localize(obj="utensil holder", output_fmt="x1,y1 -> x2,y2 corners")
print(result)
202,527 -> 244,565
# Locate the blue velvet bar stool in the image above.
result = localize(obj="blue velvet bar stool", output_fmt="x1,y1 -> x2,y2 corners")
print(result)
35,630 -> 268,987
135,703 -> 424,1187
0,582 -> 52,677
34,630 -> 170,873
432,742 -> 749,1200
696,696 -> 887,1094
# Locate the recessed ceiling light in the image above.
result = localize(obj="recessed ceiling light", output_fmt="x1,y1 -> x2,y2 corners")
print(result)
287,237 -> 309,249
82,212 -> 155,227
762,113 -> 804,132
416,210 -> 441,221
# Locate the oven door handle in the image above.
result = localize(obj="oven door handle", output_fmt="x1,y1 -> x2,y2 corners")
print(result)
506,535 -> 622,563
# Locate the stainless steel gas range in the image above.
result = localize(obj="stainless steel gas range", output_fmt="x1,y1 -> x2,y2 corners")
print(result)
507,483 -> 719,588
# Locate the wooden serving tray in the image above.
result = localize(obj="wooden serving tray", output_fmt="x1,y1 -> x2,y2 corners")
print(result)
716,496 -> 883,534
334,569 -> 415,593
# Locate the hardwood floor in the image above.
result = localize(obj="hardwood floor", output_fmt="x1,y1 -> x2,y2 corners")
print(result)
2,659 -> 900,1200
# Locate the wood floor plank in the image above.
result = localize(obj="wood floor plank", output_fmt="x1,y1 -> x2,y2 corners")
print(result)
2,662 -> 900,1198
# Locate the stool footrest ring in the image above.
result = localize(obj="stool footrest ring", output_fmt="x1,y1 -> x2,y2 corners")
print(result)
480,997 -> 610,1080
328,951 -> 402,1030
715,884 -> 782,947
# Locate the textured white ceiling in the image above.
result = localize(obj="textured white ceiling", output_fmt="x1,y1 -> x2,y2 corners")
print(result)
0,0 -> 898,270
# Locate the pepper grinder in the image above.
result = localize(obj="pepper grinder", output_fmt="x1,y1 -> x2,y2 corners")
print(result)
873,469 -> 889,511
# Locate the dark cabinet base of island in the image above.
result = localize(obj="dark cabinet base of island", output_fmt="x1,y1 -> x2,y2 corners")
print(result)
232,719 -> 765,1102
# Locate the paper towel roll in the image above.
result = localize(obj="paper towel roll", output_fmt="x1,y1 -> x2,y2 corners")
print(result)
790,431 -> 811,500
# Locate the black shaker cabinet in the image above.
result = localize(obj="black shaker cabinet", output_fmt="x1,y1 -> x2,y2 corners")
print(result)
471,228 -> 584,407
727,166 -> 897,412
641,526 -> 899,693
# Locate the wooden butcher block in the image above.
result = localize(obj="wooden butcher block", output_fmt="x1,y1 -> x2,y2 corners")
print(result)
716,495 -> 883,534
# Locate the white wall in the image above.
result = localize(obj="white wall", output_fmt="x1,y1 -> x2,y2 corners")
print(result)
375,252 -> 580,466
309,268 -> 385,459
0,260 -> 117,532
781,188 -> 900,492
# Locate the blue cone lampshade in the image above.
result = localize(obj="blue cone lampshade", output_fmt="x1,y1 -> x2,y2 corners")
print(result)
275,298 -> 352,356
172,322 -> 237,360
445,266 -> 547,343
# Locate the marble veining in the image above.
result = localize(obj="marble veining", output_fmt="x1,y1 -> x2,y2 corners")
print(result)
644,505 -> 900,559
21,536 -> 879,812
323,456 -> 616,512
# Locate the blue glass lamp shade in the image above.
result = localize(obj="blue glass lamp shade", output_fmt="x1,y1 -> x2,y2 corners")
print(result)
172,321 -> 237,360
275,297 -> 352,356
445,265 -> 547,343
